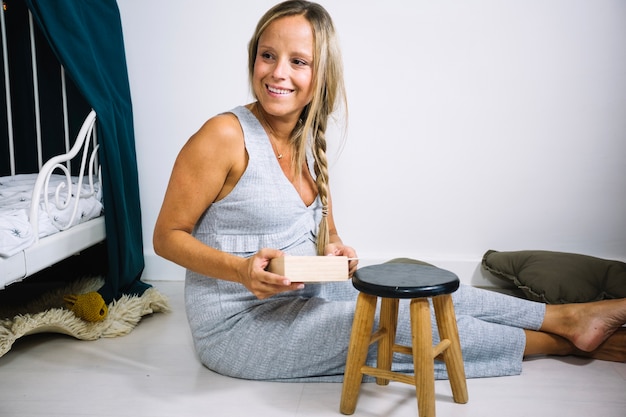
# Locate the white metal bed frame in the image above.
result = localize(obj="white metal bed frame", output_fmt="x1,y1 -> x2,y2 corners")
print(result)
0,8 -> 106,289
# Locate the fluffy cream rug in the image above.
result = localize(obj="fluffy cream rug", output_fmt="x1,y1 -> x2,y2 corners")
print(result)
0,276 -> 170,357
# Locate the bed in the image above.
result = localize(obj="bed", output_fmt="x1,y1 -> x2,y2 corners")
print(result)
0,6 -> 106,290
0,110 -> 105,289
0,1 -> 169,360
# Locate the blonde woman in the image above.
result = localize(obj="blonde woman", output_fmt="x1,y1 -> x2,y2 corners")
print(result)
154,0 -> 626,382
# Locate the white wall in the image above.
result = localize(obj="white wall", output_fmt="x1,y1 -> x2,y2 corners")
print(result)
117,0 -> 626,285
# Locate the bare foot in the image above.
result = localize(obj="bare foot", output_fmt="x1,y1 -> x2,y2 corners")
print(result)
574,328 -> 626,362
542,298 -> 626,352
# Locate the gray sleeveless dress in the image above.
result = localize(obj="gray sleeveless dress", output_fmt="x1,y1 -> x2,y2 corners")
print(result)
184,106 -> 546,382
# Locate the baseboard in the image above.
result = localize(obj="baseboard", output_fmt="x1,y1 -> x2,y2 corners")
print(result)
142,252 -> 512,290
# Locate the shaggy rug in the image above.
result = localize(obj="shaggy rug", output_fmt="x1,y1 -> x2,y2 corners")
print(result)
0,276 -> 170,357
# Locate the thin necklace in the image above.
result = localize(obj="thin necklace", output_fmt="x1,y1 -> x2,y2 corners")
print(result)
269,136 -> 284,159
255,103 -> 286,160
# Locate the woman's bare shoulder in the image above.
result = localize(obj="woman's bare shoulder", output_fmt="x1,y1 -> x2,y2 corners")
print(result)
193,112 -> 243,145
175,113 -> 242,164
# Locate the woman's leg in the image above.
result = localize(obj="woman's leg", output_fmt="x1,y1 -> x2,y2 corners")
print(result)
452,285 -> 626,362
450,284 -> 545,330
524,328 -> 626,362
539,298 -> 626,351
523,330 -> 573,357
524,298 -> 626,362
390,290 -> 532,379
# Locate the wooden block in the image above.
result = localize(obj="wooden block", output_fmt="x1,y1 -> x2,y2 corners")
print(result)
267,256 -> 350,282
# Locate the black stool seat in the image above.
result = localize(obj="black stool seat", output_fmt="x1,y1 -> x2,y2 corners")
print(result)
352,263 -> 460,299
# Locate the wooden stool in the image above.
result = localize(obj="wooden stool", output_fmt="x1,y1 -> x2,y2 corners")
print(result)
340,262 -> 468,417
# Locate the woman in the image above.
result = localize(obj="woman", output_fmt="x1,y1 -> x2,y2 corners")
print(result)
153,0 -> 626,382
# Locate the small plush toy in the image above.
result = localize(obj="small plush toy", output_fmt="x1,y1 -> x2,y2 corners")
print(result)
64,292 -> 108,322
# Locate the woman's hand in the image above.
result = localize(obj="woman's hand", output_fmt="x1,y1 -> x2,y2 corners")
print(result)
324,243 -> 359,277
238,248 -> 305,299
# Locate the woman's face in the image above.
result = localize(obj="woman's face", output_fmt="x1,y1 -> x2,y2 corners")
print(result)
253,15 -> 314,121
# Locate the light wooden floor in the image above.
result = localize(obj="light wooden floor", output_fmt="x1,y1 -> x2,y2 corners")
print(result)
1,280 -> 625,417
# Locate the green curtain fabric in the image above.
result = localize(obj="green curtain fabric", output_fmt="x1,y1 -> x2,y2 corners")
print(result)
25,0 -> 149,302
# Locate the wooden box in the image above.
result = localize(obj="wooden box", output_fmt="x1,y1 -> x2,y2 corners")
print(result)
267,256 -> 350,282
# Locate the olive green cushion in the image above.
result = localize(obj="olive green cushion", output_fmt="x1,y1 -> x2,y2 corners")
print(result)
481,250 -> 626,304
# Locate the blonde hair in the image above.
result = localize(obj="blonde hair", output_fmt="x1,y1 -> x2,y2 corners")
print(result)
248,1 -> 347,255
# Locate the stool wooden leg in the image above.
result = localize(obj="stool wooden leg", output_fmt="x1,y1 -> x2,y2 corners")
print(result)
340,292 -> 377,415
433,294 -> 469,404
411,298 -> 436,417
377,297 -> 399,385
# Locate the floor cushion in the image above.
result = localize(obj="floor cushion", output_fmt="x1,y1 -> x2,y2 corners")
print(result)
481,249 -> 626,304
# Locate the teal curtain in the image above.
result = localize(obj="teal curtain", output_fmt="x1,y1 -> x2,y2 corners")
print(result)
25,0 -> 149,302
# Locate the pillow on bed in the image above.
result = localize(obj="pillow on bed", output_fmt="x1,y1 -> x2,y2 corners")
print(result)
481,249 -> 626,304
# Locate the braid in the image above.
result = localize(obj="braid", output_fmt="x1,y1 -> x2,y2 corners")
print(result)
291,108 -> 331,255
312,121 -> 330,255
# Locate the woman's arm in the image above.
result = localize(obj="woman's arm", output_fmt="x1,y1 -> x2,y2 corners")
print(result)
153,114 -> 302,299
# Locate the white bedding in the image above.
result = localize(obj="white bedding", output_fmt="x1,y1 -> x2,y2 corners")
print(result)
0,173 -> 103,257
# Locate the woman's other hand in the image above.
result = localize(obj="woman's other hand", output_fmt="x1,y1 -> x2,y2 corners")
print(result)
324,243 -> 358,277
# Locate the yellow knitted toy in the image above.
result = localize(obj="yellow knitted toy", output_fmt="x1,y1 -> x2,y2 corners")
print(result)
64,292 -> 108,322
